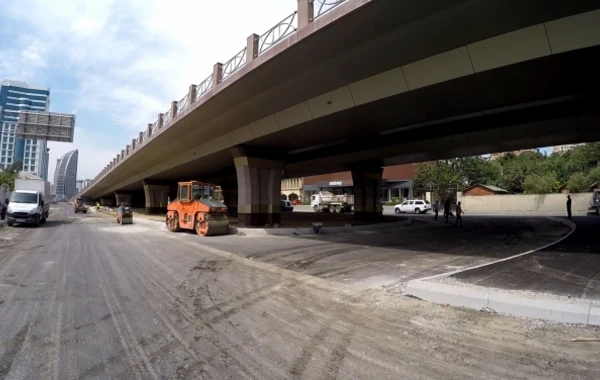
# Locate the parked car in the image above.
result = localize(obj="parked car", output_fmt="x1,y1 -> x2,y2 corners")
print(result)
281,200 -> 294,212
394,199 -> 432,214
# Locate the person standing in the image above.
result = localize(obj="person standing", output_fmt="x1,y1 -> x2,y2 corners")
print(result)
433,200 -> 440,220
566,195 -> 572,219
455,201 -> 464,227
444,198 -> 451,223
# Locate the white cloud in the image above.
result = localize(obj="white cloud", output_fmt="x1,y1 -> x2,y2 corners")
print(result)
2,0 -> 297,182
48,128 -> 118,181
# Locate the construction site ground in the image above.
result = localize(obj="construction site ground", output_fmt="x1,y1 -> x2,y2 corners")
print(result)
112,207 -> 402,228
449,216 -> 600,301
1,204 -> 597,380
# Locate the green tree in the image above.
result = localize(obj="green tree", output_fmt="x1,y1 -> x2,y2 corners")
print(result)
0,160 -> 22,190
523,173 -> 559,194
588,165 -> 600,184
567,172 -> 590,193
566,143 -> 600,174
541,153 -> 570,185
455,157 -> 502,187
413,160 -> 462,198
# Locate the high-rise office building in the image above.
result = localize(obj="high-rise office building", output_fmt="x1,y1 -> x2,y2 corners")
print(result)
0,79 -> 51,179
54,149 -> 78,200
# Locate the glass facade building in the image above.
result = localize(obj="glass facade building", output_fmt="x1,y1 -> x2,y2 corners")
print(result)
0,79 -> 50,179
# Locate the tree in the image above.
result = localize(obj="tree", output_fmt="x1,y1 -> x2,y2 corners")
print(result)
588,165 -> 600,184
455,157 -> 502,187
0,160 -> 21,190
413,160 -> 462,199
566,142 -> 600,174
567,172 -> 590,193
542,153 -> 570,185
523,173 -> 559,194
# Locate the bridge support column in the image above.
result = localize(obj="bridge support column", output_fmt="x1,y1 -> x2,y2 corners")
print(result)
221,186 -> 238,217
100,198 -> 113,207
143,181 -> 170,214
232,147 -> 283,227
351,165 -> 383,221
114,192 -> 132,206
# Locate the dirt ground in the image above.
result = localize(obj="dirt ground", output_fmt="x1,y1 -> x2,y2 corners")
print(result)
0,205 -> 597,379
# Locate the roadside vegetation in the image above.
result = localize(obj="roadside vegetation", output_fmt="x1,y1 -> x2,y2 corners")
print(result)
414,143 -> 600,195
0,160 -> 22,189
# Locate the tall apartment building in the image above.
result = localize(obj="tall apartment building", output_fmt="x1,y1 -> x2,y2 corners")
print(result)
551,143 -> 585,154
0,79 -> 51,179
488,148 -> 538,160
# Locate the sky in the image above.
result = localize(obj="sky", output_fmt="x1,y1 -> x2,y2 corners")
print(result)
0,0 -> 295,182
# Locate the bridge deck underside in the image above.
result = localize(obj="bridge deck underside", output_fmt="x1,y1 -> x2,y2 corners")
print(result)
92,46 -> 600,197
82,0 -> 600,198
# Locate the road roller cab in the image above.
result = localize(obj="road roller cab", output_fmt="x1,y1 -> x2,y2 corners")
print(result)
166,181 -> 229,236
116,203 -> 133,224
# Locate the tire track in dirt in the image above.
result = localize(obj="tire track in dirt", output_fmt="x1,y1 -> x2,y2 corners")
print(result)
0,323 -> 29,379
288,323 -> 333,378
111,229 -> 276,378
87,236 -> 158,380
284,246 -> 368,270
108,243 -> 220,379
247,242 -> 327,260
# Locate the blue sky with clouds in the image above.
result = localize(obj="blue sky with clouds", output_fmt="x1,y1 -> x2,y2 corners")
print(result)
0,0 -> 295,181
1,0 -> 552,182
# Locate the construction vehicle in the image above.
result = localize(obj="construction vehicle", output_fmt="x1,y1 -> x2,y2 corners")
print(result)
311,191 -> 353,213
166,181 -> 229,236
116,204 -> 133,224
74,198 -> 88,213
589,190 -> 600,215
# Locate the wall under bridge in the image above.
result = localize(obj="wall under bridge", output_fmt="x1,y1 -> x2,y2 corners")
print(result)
457,192 -> 592,213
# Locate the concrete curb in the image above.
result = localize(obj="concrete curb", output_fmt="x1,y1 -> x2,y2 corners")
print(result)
405,217 -> 599,325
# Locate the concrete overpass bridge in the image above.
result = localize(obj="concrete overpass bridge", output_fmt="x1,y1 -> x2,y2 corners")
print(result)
78,0 -> 600,226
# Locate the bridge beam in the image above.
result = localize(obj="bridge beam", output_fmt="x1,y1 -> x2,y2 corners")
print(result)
232,147 -> 284,227
350,163 -> 383,221
143,180 -> 170,214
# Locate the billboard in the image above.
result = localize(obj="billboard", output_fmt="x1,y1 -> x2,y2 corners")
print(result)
16,111 -> 75,142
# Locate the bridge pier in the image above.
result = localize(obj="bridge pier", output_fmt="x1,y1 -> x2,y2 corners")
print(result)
220,185 -> 238,218
143,181 -> 170,214
114,192 -> 132,206
100,198 -> 114,207
232,147 -> 283,227
351,165 -> 383,221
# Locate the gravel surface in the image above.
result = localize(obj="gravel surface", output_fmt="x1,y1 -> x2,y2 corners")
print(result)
0,205 -> 598,380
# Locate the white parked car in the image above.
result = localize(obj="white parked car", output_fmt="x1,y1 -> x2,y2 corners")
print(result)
394,199 -> 432,214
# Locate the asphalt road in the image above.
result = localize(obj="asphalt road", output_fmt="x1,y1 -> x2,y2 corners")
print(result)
0,205 -> 599,380
453,216 -> 600,299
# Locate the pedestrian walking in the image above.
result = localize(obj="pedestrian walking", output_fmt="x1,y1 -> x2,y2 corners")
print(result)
444,198 -> 451,223
566,195 -> 572,219
455,201 -> 464,227
433,200 -> 440,220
